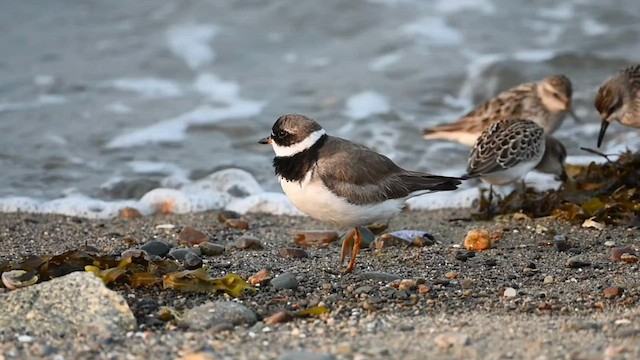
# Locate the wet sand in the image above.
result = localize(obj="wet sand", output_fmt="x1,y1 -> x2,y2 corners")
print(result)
1,209 -> 639,359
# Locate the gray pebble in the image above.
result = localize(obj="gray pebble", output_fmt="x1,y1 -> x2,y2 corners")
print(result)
554,235 -> 568,252
184,253 -> 203,269
180,301 -> 256,330
356,271 -> 401,282
566,256 -> 591,268
141,240 -> 171,257
168,248 -> 199,261
271,272 -> 299,290
354,285 -> 373,295
279,351 -> 335,360
199,242 -> 225,256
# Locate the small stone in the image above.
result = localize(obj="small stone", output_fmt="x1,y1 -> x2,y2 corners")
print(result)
168,248 -> 199,261
464,229 -> 492,251
322,283 -> 332,291
503,287 -> 517,297
264,311 -> 294,325
271,272 -> 298,290
210,322 -> 235,333
566,256 -> 590,268
398,279 -> 416,291
354,285 -> 373,295
620,253 -> 639,263
277,248 -> 309,259
292,231 -> 339,248
184,253 -> 203,270
218,210 -> 241,223
336,342 -> 353,356
356,272 -> 401,282
180,301 -> 257,330
225,218 -> 249,230
484,259 -> 497,267
371,234 -> 411,250
455,250 -> 475,262
234,235 -> 264,250
543,275 -> 554,284
183,352 -> 216,360
434,332 -> 471,348
198,242 -> 225,256
120,249 -> 147,259
604,287 -> 624,298
554,235 -> 569,252
604,241 -> 615,247
118,207 -> 142,218
611,247 -> 636,262
140,240 -> 171,257
418,284 -> 430,294
248,268 -> 272,286
444,272 -> 458,280
279,351 -> 335,360
178,226 -> 209,245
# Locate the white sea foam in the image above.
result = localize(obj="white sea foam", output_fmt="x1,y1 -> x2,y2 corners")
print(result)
182,169 -> 263,198
139,188 -> 231,214
225,193 -> 304,216
434,0 -> 495,15
193,73 -> 240,102
538,3 -> 574,20
407,187 -> 479,210
108,78 -> 183,98
105,101 -> 264,149
402,17 -> 463,45
105,102 -> 132,114
167,24 -> 218,69
344,91 -> 390,120
368,53 -> 403,72
34,75 -> 54,87
581,18 -> 608,36
0,95 -> 66,113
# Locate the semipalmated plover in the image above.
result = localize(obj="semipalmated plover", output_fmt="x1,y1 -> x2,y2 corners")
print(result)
464,118 -> 567,210
260,114 -> 462,272
595,64 -> 640,147
424,75 -> 580,146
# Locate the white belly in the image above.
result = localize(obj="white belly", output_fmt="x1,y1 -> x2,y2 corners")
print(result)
279,173 -> 405,229
480,159 -> 540,186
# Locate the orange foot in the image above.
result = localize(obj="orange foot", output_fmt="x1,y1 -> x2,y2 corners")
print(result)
344,228 -> 362,273
339,229 -> 356,267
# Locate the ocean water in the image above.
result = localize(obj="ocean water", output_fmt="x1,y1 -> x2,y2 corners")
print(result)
1,0 -> 639,218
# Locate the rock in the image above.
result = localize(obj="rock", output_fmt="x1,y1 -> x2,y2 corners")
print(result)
264,311 -> 294,325
292,230 -> 339,248
543,275 -> 554,284
279,351 -> 335,360
464,229 -> 492,251
210,322 -> 235,333
118,207 -> 142,218
383,230 -> 436,246
180,301 -> 256,330
184,253 -> 203,269
620,253 -> 639,263
418,284 -> 430,294
140,240 -> 171,257
398,279 -> 417,291
371,234 -> 411,250
455,250 -> 476,261
444,272 -> 458,280
566,256 -> 590,268
356,272 -> 401,282
604,287 -> 624,298
224,218 -> 250,230
199,242 -> 225,256
248,268 -> 272,286
354,285 -> 373,295
120,249 -> 148,260
277,248 -> 309,259
554,235 -> 569,252
271,272 -> 298,290
611,247 -> 636,262
0,272 -> 135,340
217,210 -> 241,223
503,287 -> 517,297
434,332 -> 471,348
604,240 -> 615,247
178,226 -> 209,245
183,352 -> 216,360
168,248 -> 200,261
234,235 -> 264,250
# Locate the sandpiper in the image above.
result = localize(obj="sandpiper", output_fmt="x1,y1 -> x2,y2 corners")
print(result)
595,64 -> 640,147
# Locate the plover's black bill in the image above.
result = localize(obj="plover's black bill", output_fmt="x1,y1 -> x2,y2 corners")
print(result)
258,137 -> 271,144
597,120 -> 610,148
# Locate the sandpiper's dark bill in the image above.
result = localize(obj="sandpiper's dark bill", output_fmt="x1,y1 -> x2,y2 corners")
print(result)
260,113 -> 462,272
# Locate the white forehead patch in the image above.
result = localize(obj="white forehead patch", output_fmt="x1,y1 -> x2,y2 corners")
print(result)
272,129 -> 326,157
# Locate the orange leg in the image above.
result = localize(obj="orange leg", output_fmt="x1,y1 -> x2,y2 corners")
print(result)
345,228 -> 362,273
340,229 -> 356,266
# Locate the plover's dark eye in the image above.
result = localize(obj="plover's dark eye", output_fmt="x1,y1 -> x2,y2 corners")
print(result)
276,130 -> 288,138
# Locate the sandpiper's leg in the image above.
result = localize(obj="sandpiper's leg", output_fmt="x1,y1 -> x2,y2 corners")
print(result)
345,227 -> 362,273
486,185 -> 494,217
340,229 -> 356,266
